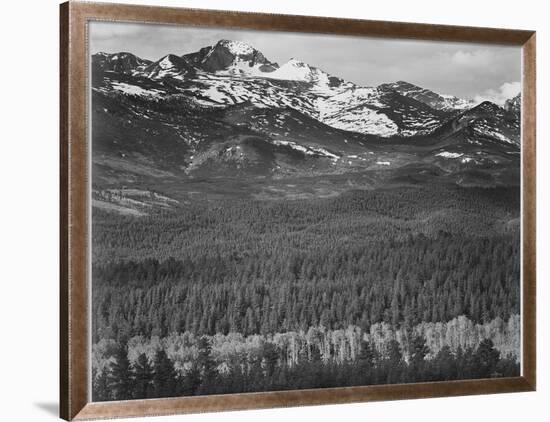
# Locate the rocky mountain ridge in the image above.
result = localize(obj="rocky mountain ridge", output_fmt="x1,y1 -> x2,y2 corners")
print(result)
93,40 -> 520,141
90,40 -> 521,204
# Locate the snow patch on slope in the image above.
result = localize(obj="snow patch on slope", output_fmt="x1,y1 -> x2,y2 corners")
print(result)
272,140 -> 340,160
436,152 -> 463,159
110,82 -> 163,97
267,59 -> 314,81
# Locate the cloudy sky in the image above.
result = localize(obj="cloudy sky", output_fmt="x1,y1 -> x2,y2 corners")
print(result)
90,21 -> 521,103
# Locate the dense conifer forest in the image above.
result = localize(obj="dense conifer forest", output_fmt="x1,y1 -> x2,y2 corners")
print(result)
92,336 -> 519,401
91,184 -> 520,399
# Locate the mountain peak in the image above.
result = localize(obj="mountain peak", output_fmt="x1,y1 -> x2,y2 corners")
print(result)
287,58 -> 309,67
393,80 -> 417,88
185,39 -> 277,73
381,81 -> 422,92
215,39 -> 256,56
92,51 -> 151,74
504,93 -> 521,120
158,54 -> 185,68
476,100 -> 503,111
504,93 -> 521,107
143,54 -> 194,79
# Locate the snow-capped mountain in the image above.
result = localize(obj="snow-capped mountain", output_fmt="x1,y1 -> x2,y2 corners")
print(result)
379,81 -> 476,112
90,40 -> 521,195
91,40 -> 521,142
182,39 -> 279,75
92,40 -> 484,138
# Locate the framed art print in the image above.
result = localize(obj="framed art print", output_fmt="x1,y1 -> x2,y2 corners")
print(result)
60,1 -> 536,420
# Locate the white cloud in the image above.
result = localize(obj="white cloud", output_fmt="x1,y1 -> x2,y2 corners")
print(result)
451,50 -> 494,68
474,82 -> 521,106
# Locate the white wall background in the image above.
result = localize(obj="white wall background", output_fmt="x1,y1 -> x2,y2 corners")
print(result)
0,0 -> 547,420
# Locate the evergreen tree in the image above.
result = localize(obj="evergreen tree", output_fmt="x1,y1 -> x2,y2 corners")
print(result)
384,339 -> 404,384
358,340 -> 376,368
262,342 -> 279,377
108,343 -> 133,400
386,339 -> 402,364
133,353 -> 154,399
152,350 -> 178,398
410,335 -> 429,366
180,364 -> 202,396
92,368 -> 111,402
432,345 -> 456,381
196,336 -> 217,394
475,339 -> 500,378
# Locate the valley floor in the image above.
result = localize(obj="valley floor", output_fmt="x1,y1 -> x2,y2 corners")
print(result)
91,184 -> 521,400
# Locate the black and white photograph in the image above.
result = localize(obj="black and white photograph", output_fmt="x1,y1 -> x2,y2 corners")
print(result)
89,21 -> 522,402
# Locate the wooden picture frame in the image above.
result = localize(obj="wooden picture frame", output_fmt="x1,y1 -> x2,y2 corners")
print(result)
60,1 -> 536,420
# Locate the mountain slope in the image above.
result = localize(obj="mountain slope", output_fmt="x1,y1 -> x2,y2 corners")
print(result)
379,81 -> 475,111
504,93 -> 521,121
90,39 -> 521,203
142,54 -> 196,79
92,52 -> 152,74
319,86 -> 451,137
435,101 -> 520,146
93,56 -> 456,138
